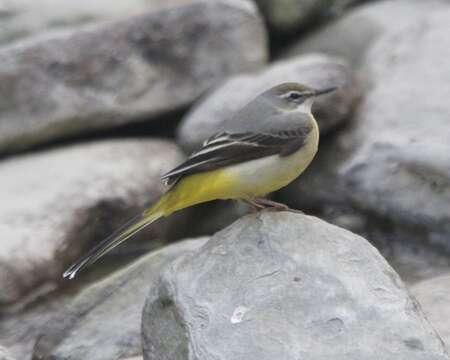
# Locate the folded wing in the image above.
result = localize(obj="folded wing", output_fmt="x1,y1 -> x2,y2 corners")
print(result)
162,127 -> 311,186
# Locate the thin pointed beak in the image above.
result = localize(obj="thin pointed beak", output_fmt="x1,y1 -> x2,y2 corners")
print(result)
312,86 -> 338,96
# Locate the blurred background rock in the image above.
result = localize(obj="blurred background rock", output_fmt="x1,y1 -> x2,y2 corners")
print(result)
0,0 -> 449,359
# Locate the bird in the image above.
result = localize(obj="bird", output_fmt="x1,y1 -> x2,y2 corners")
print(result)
63,82 -> 336,279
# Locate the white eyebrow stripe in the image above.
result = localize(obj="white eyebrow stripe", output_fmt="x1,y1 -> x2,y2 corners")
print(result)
280,91 -> 300,99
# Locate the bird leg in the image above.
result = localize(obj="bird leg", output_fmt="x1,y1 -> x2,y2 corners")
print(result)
241,198 -> 267,213
253,198 -> 304,214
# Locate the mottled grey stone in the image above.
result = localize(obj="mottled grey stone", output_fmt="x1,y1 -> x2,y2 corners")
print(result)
0,293 -> 67,360
411,274 -> 450,351
0,139 -> 184,307
284,0 -> 448,66
32,238 -> 207,360
177,54 -> 360,153
0,0 -> 180,46
142,212 -> 448,360
279,9 -> 450,266
0,0 -> 267,154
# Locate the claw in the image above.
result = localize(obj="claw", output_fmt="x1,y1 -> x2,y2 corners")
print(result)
254,198 -> 304,214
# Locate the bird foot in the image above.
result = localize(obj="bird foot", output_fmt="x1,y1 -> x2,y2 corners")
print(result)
242,198 -> 304,214
241,199 -> 266,213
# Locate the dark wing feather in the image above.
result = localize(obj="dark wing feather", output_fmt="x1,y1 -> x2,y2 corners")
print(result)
162,126 -> 311,186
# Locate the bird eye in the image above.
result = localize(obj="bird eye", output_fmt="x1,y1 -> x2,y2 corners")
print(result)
287,92 -> 302,101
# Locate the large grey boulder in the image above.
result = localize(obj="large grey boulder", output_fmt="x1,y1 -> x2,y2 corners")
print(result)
255,0 -> 362,34
279,9 -> 450,256
284,0 -> 449,66
31,238 -> 207,360
411,274 -> 450,350
177,54 -> 360,152
142,212 -> 448,360
0,0 -> 267,154
0,139 -> 184,307
0,0 -> 260,47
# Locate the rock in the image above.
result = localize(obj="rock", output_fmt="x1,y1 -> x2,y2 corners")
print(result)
0,346 -> 15,360
31,238 -> 207,360
255,0 -> 361,34
0,0 -> 159,46
181,200 -> 249,238
0,0 -> 267,154
411,274 -> 450,350
278,9 -> 450,271
177,54 -> 360,153
284,0 -> 448,66
0,139 -> 185,307
142,212 -> 448,360
0,294 -> 66,360
0,0 -> 256,47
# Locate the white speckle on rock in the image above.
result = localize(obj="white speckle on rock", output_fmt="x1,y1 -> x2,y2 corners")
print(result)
230,306 -> 248,324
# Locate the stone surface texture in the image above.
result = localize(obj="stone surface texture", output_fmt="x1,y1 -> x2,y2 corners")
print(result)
411,274 -> 450,351
0,139 -> 184,306
0,0 -> 267,154
31,238 -> 207,360
284,0 -> 449,66
0,346 -> 15,360
279,7 -> 450,254
0,0 -> 190,45
142,212 -> 448,360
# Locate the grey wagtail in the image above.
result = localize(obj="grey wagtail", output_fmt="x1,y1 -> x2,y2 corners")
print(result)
63,82 -> 336,279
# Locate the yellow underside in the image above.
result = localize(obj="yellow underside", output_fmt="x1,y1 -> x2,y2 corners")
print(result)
150,152 -> 315,217
151,168 -> 242,216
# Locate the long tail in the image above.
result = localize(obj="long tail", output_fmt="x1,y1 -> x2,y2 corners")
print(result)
63,196 -> 169,280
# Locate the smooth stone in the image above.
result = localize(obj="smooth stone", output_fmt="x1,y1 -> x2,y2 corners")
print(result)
142,212 -> 448,360
284,0 -> 449,66
30,238 -> 207,360
0,139 -> 184,306
411,274 -> 450,350
0,0 -> 188,46
0,346 -> 15,360
0,0 -> 267,154
279,7 -> 450,258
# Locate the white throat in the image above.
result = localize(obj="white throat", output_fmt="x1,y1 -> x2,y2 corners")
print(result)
296,98 -> 314,114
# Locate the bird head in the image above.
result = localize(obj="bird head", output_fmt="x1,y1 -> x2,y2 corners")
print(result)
265,82 -> 337,114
